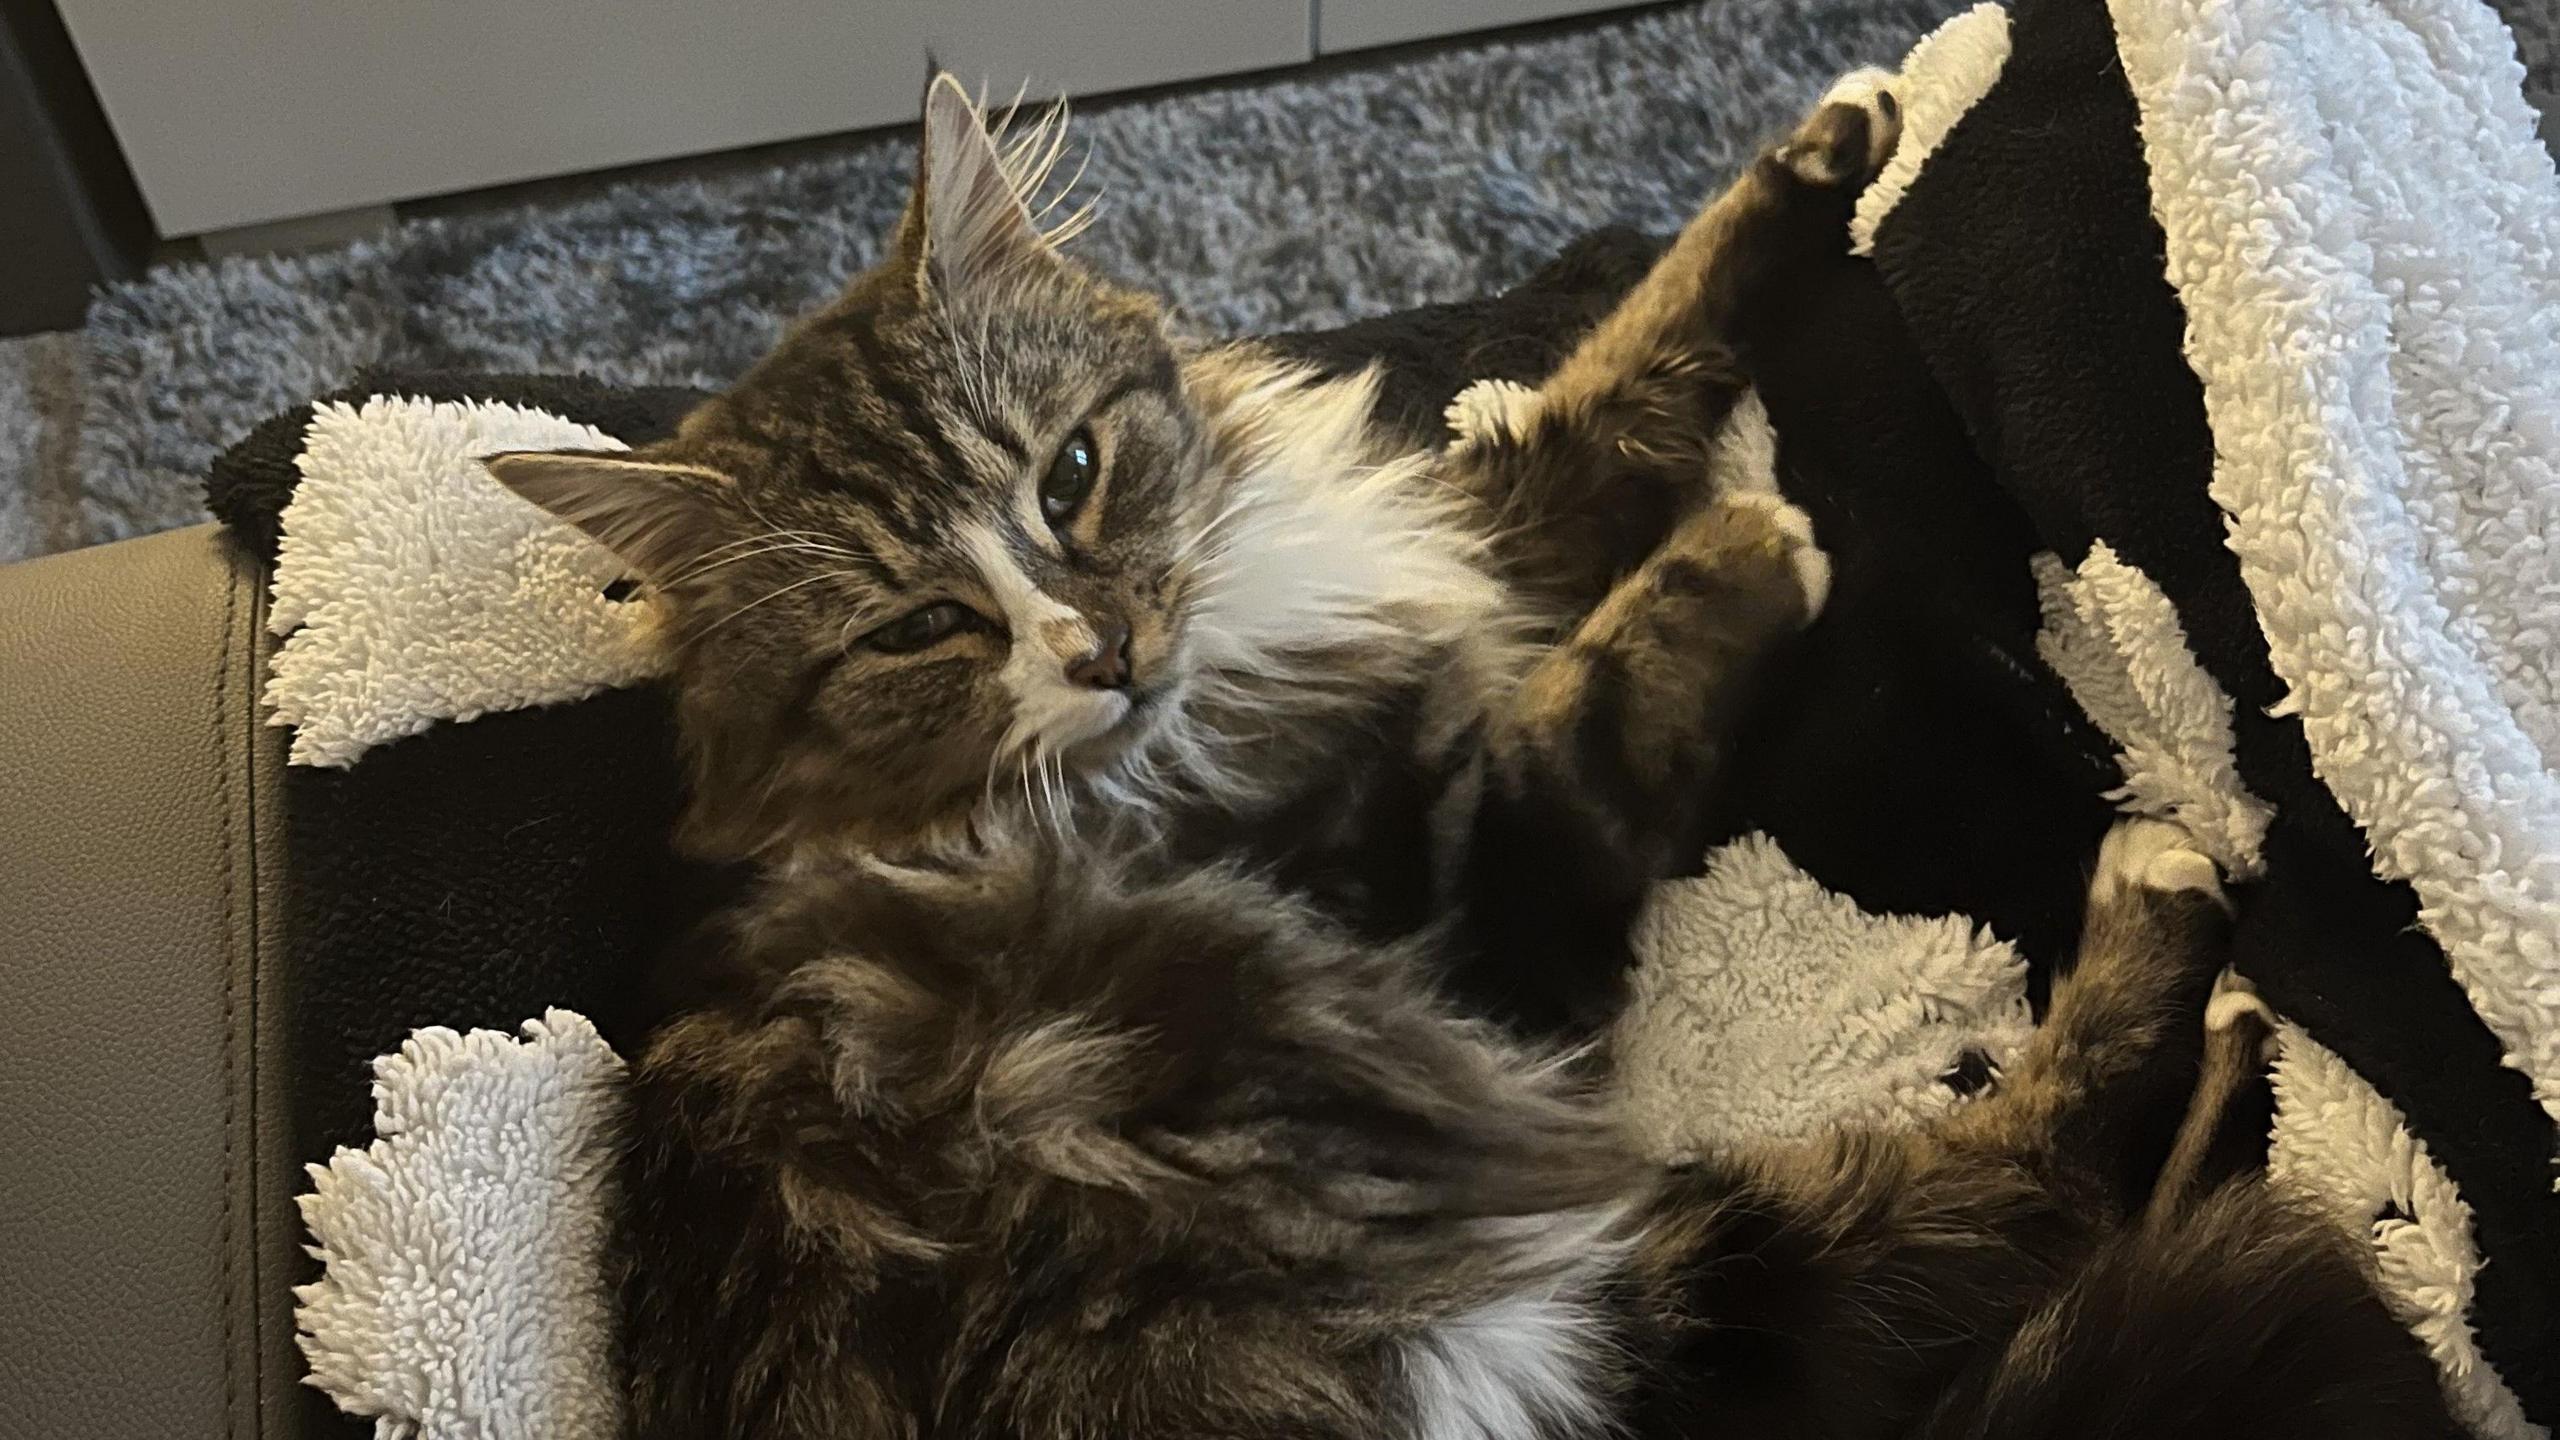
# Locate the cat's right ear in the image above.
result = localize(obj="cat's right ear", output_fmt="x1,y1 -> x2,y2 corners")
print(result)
483,449 -> 737,586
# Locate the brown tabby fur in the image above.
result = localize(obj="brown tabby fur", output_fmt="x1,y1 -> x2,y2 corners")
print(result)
507,76 -> 2463,1440
620,824 -> 2459,1439
489,75 -> 1875,1035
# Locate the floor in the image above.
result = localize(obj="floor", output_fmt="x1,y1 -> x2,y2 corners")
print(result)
2,0 -> 2553,566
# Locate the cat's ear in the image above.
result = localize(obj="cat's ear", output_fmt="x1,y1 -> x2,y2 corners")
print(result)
484,449 -> 737,585
898,71 -> 1060,295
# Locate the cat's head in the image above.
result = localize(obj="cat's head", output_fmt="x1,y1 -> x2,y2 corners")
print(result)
489,76 -> 1219,859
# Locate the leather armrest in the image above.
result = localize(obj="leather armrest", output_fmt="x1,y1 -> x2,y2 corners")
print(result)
0,525 -> 299,1440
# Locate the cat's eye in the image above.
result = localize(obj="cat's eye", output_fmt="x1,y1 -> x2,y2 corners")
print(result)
1040,428 -> 1100,527
864,601 -> 974,654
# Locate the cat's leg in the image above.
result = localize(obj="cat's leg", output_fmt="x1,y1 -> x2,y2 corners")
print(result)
1898,935 -> 2462,1440
1623,1129 -> 2072,1435
1448,77 -> 1900,609
1935,819 -> 2238,1214
1623,822 -> 2459,1437
1533,73 -> 1900,430
2142,970 -> 2279,1230
1443,491 -> 1826,1037
1618,821 -> 2235,1433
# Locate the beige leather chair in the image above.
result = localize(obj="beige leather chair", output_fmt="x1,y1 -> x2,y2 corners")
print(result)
0,525 -> 308,1439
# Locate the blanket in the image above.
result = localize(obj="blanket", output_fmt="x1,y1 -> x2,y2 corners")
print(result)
229,0 -> 2559,1430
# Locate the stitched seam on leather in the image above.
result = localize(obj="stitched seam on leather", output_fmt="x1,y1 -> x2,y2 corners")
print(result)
245,558 -> 274,1427
216,569 -> 243,1439
243,556 -> 278,1427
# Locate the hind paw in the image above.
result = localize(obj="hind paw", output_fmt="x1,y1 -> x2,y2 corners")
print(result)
1775,69 -> 1901,190
2091,818 -> 2226,908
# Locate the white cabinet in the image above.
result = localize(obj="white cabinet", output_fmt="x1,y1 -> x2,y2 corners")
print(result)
52,0 -> 1630,239
1318,0 -> 1631,53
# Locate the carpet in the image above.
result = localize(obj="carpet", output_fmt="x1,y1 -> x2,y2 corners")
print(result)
6,0 -> 1971,561
4,0 -> 2554,565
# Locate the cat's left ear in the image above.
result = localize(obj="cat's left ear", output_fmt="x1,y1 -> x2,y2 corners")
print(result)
899,71 -> 1061,296
483,449 -> 739,587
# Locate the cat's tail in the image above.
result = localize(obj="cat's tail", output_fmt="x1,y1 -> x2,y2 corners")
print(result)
1914,1181 -> 2467,1440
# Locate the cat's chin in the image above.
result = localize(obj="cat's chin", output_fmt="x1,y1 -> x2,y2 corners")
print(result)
1056,685 -> 1159,769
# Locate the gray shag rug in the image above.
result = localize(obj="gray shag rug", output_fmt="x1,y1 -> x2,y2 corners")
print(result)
3,0 -> 2553,562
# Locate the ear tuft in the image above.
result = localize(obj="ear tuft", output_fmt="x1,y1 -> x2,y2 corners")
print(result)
483,449 -> 735,585
910,72 -> 1074,293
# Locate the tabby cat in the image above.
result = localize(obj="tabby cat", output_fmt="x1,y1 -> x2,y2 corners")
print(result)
488,73 -> 1864,1035
499,77 -> 2463,1439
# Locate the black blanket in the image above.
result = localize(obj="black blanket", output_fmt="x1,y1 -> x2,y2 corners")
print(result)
217,0 -> 2560,1423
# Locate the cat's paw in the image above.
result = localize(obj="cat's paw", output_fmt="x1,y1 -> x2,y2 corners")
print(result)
2203,968 -> 2282,1067
2090,817 -> 2226,908
1703,491 -> 1831,623
1443,378 -> 1543,448
2205,968 -> 2276,1034
1776,68 -> 1901,190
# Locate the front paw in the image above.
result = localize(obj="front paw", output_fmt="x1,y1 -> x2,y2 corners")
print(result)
1774,69 -> 1902,191
1668,492 -> 1832,627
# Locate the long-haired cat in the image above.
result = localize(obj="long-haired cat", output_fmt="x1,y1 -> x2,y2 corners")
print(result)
490,73 -> 1869,1036
505,77 -> 2461,1438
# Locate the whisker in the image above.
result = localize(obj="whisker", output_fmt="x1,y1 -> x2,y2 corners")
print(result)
1043,753 -> 1075,839
662,539 -> 867,588
1028,743 -> 1062,840
692,570 -> 863,637
1168,497 -> 1254,567
692,527 -> 846,557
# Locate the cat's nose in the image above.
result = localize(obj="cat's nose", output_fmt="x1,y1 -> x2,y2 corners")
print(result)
1063,622 -> 1133,691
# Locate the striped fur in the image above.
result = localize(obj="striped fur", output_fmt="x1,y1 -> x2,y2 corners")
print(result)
512,76 -> 2460,1440
616,819 -> 2461,1439
489,73 -> 1879,1036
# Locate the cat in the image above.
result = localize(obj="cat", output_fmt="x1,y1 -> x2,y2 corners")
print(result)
501,74 -> 2463,1439
616,811 -> 2460,1438
487,73 -> 1884,1038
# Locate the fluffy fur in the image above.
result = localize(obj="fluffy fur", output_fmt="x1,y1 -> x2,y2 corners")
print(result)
492,75 -> 1873,1033
617,818 -> 2462,1439
534,80 -> 2460,1440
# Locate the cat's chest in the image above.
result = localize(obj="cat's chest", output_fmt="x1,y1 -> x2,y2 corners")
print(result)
1172,692 -> 1452,941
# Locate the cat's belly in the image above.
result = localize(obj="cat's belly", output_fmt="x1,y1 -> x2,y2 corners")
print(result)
1401,1287 -> 1617,1440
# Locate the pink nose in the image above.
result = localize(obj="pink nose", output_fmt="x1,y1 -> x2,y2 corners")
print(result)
1064,622 -> 1133,691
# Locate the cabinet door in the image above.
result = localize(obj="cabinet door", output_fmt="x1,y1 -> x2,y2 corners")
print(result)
53,0 -> 1310,236
1317,0 -> 1629,53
